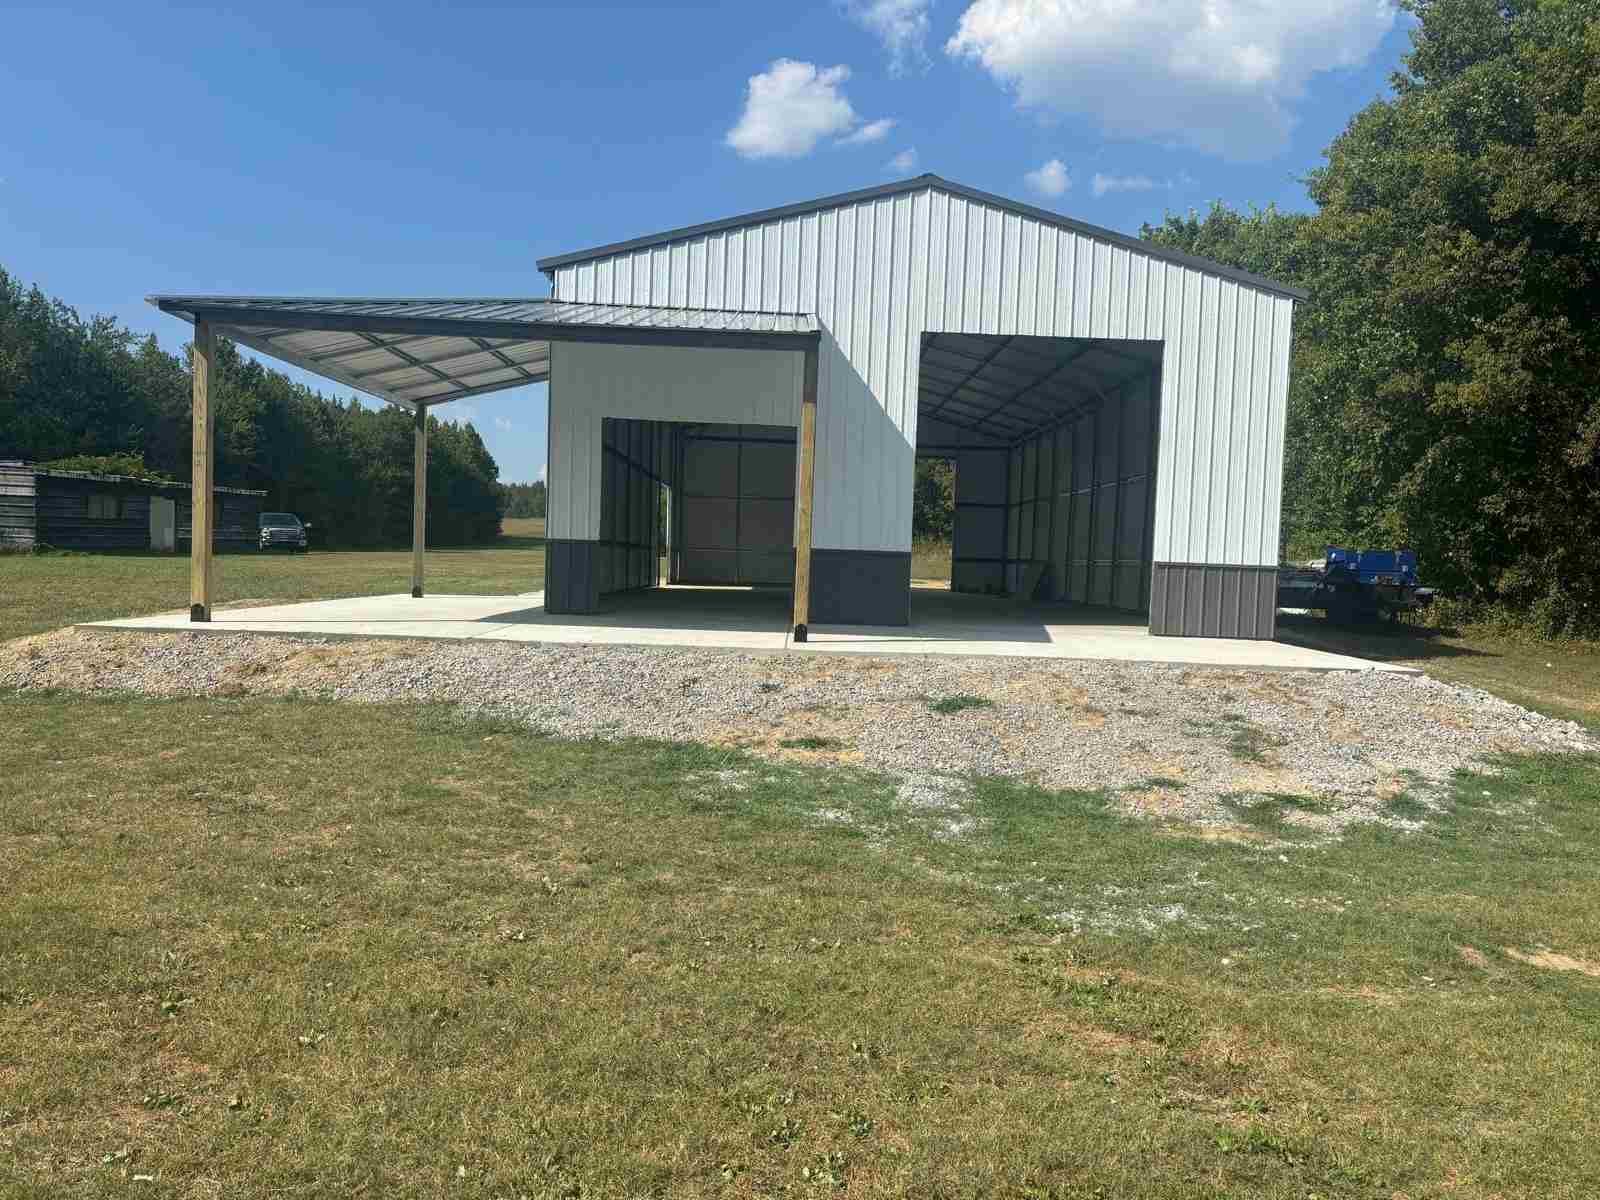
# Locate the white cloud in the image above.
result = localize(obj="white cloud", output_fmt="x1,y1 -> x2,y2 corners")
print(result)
887,147 -> 919,172
946,0 -> 1399,161
727,60 -> 860,159
1092,172 -> 1156,197
842,0 -> 933,75
536,463 -> 547,484
493,416 -> 514,433
1024,158 -> 1070,197
838,117 -> 896,146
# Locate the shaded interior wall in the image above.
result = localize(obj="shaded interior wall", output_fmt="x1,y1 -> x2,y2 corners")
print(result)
1007,370 -> 1159,610
672,424 -> 797,587
598,418 -> 670,595
916,416 -> 1008,595
929,368 -> 1161,611
0,463 -> 38,549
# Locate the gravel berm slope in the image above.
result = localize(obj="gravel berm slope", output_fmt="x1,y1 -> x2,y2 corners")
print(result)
4,629 -> 1593,835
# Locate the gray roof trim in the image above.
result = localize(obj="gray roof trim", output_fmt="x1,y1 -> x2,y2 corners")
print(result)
149,296 -> 818,338
536,173 -> 1309,302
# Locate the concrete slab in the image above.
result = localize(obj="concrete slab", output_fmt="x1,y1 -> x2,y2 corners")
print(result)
80,587 -> 1414,673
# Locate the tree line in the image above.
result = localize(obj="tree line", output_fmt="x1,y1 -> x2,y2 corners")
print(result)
0,270 -> 503,547
1142,0 -> 1599,637
501,479 -> 547,519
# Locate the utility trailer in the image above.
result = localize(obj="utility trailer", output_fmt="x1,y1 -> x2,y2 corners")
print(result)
1277,547 -> 1435,625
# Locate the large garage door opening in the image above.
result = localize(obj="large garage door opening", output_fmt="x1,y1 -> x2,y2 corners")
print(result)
913,333 -> 1163,613
597,418 -> 798,602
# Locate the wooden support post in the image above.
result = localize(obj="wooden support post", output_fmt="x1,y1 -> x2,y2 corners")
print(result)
189,318 -> 214,622
412,404 -> 427,598
791,345 -> 819,642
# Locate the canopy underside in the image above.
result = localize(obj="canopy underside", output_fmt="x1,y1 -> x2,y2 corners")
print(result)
149,296 -> 819,410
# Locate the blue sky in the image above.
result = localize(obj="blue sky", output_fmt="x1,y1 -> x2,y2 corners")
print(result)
1,1 -> 1413,485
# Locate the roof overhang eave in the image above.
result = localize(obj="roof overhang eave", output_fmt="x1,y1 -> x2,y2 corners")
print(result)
149,296 -> 821,410
152,298 -> 821,354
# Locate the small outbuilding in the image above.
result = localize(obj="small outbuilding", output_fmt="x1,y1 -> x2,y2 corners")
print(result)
0,461 -> 264,553
150,173 -> 1304,639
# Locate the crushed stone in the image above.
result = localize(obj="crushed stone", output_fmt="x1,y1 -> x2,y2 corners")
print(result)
3,628 -> 1594,840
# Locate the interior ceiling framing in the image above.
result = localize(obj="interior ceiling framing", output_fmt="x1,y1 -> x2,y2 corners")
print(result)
918,333 -> 1162,444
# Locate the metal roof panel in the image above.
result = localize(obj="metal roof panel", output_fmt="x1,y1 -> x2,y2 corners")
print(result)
149,296 -> 815,408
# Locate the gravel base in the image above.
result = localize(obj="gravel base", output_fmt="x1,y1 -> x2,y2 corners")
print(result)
4,628 -> 1594,839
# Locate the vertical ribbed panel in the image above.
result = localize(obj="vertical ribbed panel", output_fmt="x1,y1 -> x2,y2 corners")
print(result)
551,184 -> 1295,567
545,342 -> 802,542
1149,563 -> 1278,640
0,462 -> 38,549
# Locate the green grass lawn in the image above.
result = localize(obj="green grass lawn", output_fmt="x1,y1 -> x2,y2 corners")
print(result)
1277,613 -> 1600,732
909,539 -> 952,585
6,536 -> 1600,1194
1,531 -> 545,642
3,692 -> 1599,1197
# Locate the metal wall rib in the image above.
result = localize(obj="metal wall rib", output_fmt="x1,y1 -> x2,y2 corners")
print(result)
551,183 -> 1295,570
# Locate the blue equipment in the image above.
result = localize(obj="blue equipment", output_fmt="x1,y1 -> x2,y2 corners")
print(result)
1277,547 -> 1434,624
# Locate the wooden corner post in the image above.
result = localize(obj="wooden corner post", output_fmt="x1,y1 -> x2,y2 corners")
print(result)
412,404 -> 427,598
189,318 -> 214,622
792,344 -> 819,643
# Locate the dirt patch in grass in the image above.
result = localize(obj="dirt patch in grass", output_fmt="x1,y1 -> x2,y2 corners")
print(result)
1318,986 -> 1404,1007
1024,1012 -> 1153,1054
1158,823 -> 1276,846
1121,786 -> 1192,819
269,640 -> 419,685
707,706 -> 867,766
1229,764 -> 1317,797
1503,948 -> 1600,977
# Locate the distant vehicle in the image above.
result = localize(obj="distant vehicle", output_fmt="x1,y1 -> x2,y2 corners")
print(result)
257,511 -> 309,553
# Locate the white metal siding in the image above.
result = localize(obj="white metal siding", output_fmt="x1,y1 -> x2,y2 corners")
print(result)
546,342 -> 802,541
552,185 -> 1294,566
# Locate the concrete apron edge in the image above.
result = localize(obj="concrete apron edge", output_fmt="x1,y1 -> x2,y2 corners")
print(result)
73,620 -> 1417,675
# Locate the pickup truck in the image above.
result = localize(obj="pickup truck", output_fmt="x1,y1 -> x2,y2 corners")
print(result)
257,511 -> 310,553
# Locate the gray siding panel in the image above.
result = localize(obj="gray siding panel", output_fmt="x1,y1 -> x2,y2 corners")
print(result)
597,417 -> 669,595
545,539 -> 600,614
1149,563 -> 1277,639
809,549 -> 911,626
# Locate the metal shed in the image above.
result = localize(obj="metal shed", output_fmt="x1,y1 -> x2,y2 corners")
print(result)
150,172 -> 1303,640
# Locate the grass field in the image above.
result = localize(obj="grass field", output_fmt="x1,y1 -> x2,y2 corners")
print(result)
1277,614 -> 1600,731
5,533 -> 1600,1195
3,691 -> 1599,1197
0,525 -> 546,643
